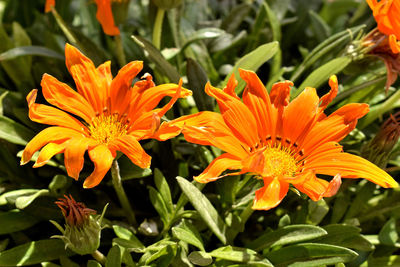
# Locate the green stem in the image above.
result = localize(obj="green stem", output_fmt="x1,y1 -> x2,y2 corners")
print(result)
92,249 -> 106,265
229,200 -> 254,241
152,8 -> 166,49
111,160 -> 137,227
114,34 -> 126,66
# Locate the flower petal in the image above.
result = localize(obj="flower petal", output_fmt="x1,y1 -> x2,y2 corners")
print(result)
83,144 -> 114,188
194,153 -> 243,183
33,142 -> 66,168
21,127 -> 82,165
94,0 -> 120,36
45,0 -> 55,12
240,69 -> 275,141
293,172 -> 342,201
27,89 -> 88,133
109,135 -> 151,169
252,177 -> 289,210
65,44 -> 103,113
41,74 -> 95,123
64,138 -> 95,180
205,82 -> 259,149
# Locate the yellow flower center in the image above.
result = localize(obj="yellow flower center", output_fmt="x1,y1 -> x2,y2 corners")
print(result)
88,114 -> 128,144
263,147 -> 298,178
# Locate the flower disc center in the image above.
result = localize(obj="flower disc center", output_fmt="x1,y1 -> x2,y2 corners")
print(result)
88,114 -> 128,144
263,147 -> 298,177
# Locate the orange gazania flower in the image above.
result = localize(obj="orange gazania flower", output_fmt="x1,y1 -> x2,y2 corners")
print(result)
21,44 -> 191,188
45,0 -> 120,36
157,70 -> 398,210
367,0 -> 400,54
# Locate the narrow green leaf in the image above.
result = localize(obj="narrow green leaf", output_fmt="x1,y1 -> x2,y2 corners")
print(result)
172,220 -> 205,251
148,186 -> 170,225
209,246 -> 273,266
265,243 -> 358,267
154,168 -> 173,214
106,246 -> 121,267
59,256 -> 79,267
247,225 -> 327,251
0,115 -> 34,145
181,28 -> 225,52
379,218 -> 398,246
221,42 -> 279,94
15,189 -> 50,209
307,199 -> 329,225
188,251 -> 213,266
0,239 -> 70,266
295,57 -> 351,97
0,239 -> 9,252
176,177 -> 227,244
87,260 -> 102,267
368,255 -> 400,266
221,3 -> 251,33
0,46 -> 64,61
0,210 -> 39,234
112,225 -> 143,248
187,58 -> 214,111
309,10 -> 331,42
0,189 -> 39,205
132,35 -> 180,83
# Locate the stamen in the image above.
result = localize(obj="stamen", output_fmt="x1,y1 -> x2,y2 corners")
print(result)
88,114 -> 128,144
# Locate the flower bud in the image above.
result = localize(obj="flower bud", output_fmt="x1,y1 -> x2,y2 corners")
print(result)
362,112 -> 400,168
50,195 -> 107,255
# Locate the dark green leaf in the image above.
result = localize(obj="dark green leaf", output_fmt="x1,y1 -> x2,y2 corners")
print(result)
187,58 -> 214,111
0,46 -> 64,61
154,168 -> 173,214
0,210 -> 39,234
379,218 -> 398,246
172,220 -> 205,251
210,246 -> 272,266
188,251 -> 213,266
0,115 -> 35,145
106,246 -> 121,267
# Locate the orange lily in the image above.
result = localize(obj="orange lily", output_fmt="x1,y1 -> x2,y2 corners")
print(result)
367,0 -> 400,54
157,70 -> 398,210
21,44 -> 191,188
45,0 -> 120,36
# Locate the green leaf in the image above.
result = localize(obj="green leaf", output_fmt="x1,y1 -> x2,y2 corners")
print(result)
187,58 -> 214,111
221,42 -> 279,94
148,186 -> 170,226
0,239 -> 70,266
172,220 -> 205,251
0,210 -> 39,234
247,225 -> 327,251
154,168 -> 173,214
112,225 -> 143,247
0,239 -> 9,252
0,115 -> 35,145
209,246 -> 273,266
379,218 -> 398,246
0,46 -> 64,61
181,28 -> 225,52
59,256 -> 79,267
368,255 -> 400,267
265,243 -> 358,267
188,251 -> 213,266
132,35 -> 180,83
0,189 -> 39,205
295,57 -> 352,97
176,177 -> 227,244
106,246 -> 121,267
15,189 -> 50,209
309,10 -> 331,43
307,199 -> 329,225
87,260 -> 102,267
119,154 -> 152,180
221,3 -> 251,33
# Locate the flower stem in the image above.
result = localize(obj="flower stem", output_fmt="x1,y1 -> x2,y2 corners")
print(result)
152,8 -> 165,49
114,34 -> 126,67
111,160 -> 137,227
92,250 -> 106,265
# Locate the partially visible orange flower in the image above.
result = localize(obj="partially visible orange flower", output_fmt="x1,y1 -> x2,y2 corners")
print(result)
156,70 -> 398,210
367,0 -> 400,54
45,0 -> 120,36
21,44 -> 191,188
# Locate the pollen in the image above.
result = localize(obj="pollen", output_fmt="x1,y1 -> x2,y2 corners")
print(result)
263,147 -> 298,177
88,114 -> 128,144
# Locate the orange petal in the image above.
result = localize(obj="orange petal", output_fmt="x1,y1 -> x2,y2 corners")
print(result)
319,75 -> 339,112
252,177 -> 289,210
64,138 -> 95,180
110,61 -> 143,113
270,81 -> 292,107
389,34 -> 400,54
65,44 -> 103,113
21,127 -> 82,165
293,172 -> 342,201
282,87 -> 319,144
240,69 -> 275,141
83,144 -> 114,188
205,82 -> 259,149
223,74 -> 240,99
94,0 -> 120,36
41,74 -> 95,123
194,153 -> 243,183
27,89 -> 88,133
45,0 -> 55,12
109,135 -> 151,169
33,142 -> 66,168
131,82 -> 192,118
306,152 -> 398,188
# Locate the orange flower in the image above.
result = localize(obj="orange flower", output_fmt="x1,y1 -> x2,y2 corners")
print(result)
21,44 -> 191,188
45,0 -> 120,36
157,70 -> 398,210
367,0 -> 400,54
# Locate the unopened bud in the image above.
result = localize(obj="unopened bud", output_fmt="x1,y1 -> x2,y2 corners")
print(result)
50,195 -> 107,255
